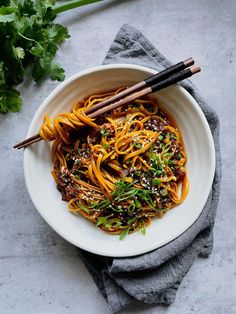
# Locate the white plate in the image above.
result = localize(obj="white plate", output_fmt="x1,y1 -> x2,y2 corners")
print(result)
24,64 -> 215,257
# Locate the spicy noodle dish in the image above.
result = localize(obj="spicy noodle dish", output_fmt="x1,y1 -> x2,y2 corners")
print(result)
39,87 -> 189,239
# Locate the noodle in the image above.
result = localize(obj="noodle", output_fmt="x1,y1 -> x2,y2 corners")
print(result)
39,88 -> 189,239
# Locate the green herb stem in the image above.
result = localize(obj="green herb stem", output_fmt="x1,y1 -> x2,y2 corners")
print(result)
52,0 -> 103,15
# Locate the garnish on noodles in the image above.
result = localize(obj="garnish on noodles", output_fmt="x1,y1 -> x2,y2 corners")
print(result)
39,87 -> 189,239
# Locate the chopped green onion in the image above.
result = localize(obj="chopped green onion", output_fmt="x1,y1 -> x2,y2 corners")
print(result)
140,220 -> 146,235
163,142 -> 171,153
134,199 -> 142,208
176,153 -> 182,160
127,217 -> 136,225
112,206 -> 124,213
152,178 -> 161,185
77,202 -> 90,214
102,143 -> 109,149
100,129 -> 109,137
94,199 -> 110,210
133,142 -> 142,149
96,216 -> 108,226
164,158 -> 169,165
119,228 -> 130,240
160,188 -> 168,196
129,103 -> 139,108
106,218 -> 122,228
128,203 -> 136,212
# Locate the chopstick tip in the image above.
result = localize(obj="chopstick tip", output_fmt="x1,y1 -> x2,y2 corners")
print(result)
191,66 -> 201,74
184,57 -> 194,67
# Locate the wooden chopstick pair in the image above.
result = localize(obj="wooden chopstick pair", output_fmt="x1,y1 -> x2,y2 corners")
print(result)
14,58 -> 200,149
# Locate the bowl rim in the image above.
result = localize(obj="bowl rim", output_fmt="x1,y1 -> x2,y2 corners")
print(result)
24,63 -> 216,256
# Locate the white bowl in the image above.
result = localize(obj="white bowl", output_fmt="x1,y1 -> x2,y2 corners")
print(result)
24,64 -> 215,257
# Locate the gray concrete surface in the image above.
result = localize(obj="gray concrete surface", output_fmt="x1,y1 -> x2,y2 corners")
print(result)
0,0 -> 236,313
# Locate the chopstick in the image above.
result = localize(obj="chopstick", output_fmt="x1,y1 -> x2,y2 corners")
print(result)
89,65 -> 201,118
15,135 -> 42,149
14,61 -> 200,149
85,57 -> 194,115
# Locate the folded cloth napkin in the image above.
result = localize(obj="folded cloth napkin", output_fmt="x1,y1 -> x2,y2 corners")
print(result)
78,24 -> 221,313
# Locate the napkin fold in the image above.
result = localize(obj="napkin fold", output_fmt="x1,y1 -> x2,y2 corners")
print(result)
78,24 -> 221,313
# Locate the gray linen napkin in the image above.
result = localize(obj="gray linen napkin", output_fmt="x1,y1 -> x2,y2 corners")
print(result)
78,24 -> 221,313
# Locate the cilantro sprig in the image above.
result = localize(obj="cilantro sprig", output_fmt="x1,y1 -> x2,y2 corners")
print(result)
0,0 -> 103,113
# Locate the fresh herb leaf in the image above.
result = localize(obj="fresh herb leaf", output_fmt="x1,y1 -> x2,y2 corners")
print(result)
0,0 -> 102,113
30,43 -> 44,57
0,6 -> 17,23
0,62 -> 5,86
14,47 -> 25,59
32,56 -> 65,82
0,87 -> 21,112
50,62 -> 65,81
3,40 -> 25,85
